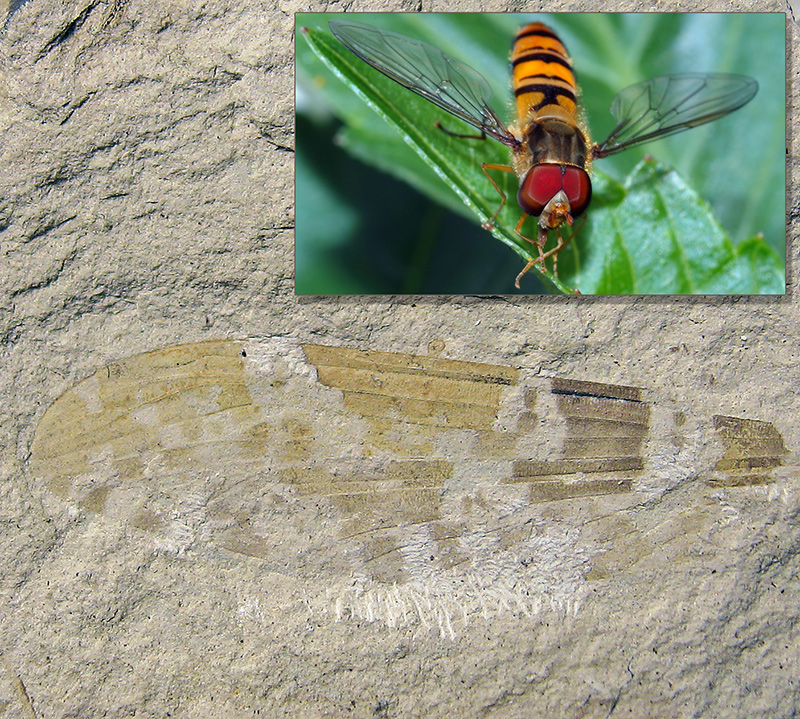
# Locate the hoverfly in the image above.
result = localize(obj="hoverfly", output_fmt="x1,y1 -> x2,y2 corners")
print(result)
328,18 -> 758,289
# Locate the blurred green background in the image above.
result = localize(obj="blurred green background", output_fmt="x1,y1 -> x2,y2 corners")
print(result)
295,13 -> 785,295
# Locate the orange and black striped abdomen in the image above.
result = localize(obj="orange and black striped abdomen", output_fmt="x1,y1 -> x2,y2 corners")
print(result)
512,23 -> 578,123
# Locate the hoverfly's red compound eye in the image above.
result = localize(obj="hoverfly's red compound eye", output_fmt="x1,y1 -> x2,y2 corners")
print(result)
517,164 -> 592,218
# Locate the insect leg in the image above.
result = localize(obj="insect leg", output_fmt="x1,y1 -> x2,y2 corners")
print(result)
515,258 -> 539,289
546,215 -> 586,278
435,120 -> 488,141
480,163 -> 515,229
522,215 -> 585,282
514,234 -> 564,287
543,230 -> 567,279
513,214 -> 549,288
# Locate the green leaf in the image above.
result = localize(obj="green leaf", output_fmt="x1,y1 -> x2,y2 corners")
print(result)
296,13 -> 785,295
570,160 -> 784,294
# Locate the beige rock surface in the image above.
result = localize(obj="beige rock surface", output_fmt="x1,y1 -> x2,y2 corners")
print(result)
0,1 -> 797,717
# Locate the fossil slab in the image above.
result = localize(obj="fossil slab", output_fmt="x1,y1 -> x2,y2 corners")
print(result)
29,339 -> 796,635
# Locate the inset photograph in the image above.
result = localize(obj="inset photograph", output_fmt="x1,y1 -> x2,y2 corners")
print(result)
296,13 -> 785,295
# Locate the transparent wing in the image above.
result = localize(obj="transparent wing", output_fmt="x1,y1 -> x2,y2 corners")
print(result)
329,18 -> 520,149
593,73 -> 758,159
